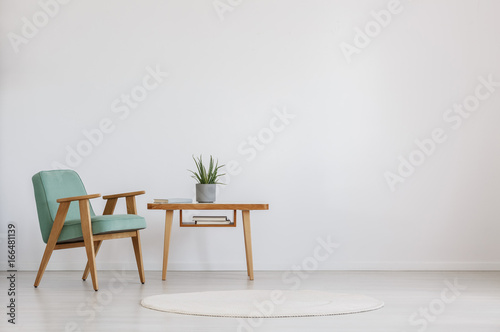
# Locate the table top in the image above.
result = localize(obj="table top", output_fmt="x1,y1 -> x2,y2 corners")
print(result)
147,203 -> 269,210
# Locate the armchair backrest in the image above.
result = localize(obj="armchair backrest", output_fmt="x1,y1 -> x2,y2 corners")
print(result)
32,170 -> 96,243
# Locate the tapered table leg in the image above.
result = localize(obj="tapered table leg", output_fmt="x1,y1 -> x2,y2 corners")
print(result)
242,210 -> 254,280
162,210 -> 174,281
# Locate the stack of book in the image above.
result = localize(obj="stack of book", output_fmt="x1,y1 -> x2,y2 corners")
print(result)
193,216 -> 232,225
153,198 -> 192,204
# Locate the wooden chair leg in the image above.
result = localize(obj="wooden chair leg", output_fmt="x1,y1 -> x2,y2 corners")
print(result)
82,240 -> 102,281
80,200 -> 98,291
131,231 -> 145,284
34,241 -> 57,288
34,202 -> 70,288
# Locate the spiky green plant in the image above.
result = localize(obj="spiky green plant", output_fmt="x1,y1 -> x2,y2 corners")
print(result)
188,155 -> 225,184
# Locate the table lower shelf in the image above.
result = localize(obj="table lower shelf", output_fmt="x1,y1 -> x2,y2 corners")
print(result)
180,223 -> 236,227
179,210 -> 238,227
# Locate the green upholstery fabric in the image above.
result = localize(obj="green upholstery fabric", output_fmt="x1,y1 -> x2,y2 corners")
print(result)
58,214 -> 147,243
32,170 -> 146,244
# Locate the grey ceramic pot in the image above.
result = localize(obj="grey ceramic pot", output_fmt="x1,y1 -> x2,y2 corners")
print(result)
196,184 -> 216,203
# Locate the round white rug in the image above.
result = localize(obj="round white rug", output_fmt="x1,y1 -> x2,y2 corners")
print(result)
141,290 -> 384,317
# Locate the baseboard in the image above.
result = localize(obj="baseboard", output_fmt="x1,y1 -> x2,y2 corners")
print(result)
10,260 -> 500,271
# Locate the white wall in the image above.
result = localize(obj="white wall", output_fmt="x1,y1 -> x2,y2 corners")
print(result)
1,0 -> 500,272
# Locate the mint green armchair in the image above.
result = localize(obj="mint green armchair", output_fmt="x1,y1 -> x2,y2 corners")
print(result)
32,170 -> 147,291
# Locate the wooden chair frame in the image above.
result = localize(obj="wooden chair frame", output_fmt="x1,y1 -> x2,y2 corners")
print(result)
34,191 -> 146,291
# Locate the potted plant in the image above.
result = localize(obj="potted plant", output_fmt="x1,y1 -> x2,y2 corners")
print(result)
188,155 -> 225,203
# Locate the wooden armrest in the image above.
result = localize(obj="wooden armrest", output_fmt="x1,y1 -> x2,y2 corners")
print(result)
102,191 -> 145,200
57,194 -> 101,203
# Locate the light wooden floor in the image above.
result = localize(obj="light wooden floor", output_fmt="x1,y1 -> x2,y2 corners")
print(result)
1,270 -> 499,331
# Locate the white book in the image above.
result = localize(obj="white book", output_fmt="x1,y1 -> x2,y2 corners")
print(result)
195,220 -> 232,225
192,216 -> 228,221
154,198 -> 192,204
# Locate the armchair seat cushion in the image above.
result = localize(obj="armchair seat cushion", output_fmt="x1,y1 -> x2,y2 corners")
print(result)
56,214 -> 147,243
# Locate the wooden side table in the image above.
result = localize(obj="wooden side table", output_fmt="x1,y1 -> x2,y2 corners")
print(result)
147,203 -> 269,280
